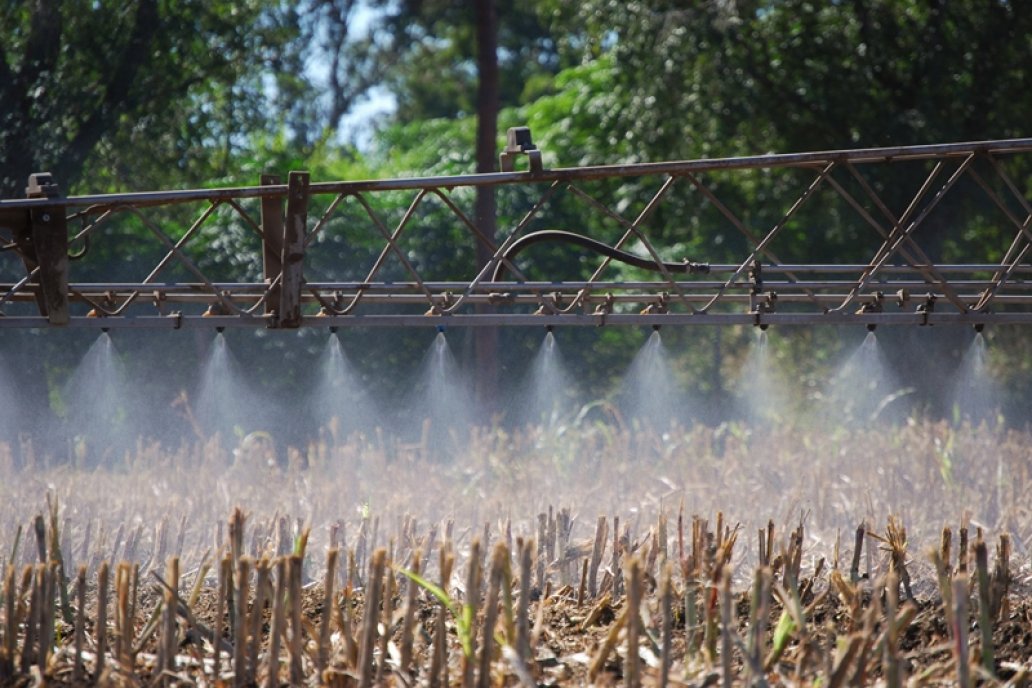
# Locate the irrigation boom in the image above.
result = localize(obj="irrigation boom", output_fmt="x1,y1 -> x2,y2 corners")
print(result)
3,129 -> 1032,329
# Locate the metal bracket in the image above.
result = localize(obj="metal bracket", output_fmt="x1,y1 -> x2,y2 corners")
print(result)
499,126 -> 543,174
25,173 -> 69,325
916,293 -> 936,326
858,291 -> 885,314
278,171 -> 310,328
259,174 -> 284,323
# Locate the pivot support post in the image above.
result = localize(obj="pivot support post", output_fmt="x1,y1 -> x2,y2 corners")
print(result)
259,171 -> 309,327
20,173 -> 69,324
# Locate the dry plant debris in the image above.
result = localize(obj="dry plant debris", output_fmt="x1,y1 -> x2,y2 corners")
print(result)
1,418 -> 1032,685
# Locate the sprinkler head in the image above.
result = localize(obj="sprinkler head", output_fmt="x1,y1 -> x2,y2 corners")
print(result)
652,324 -> 662,332
867,323 -> 877,332
974,323 -> 985,333
759,323 -> 769,331
436,324 -> 445,334
329,326 -> 339,334
749,259 -> 763,295
216,326 -> 225,334
545,324 -> 554,333
101,326 -> 110,334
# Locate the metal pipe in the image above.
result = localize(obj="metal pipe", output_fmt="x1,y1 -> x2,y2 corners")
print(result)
0,310 -> 1023,329
3,138 -> 1032,209
4,273 -> 1029,294
7,287 -> 1032,307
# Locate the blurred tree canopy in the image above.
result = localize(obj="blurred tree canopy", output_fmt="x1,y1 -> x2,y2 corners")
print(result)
578,0 -> 1032,159
6,0 -> 1030,202
0,0 -> 311,197
2,0 -> 1032,427
360,0 -> 572,122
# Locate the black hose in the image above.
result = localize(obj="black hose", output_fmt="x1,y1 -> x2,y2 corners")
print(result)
490,230 -> 709,282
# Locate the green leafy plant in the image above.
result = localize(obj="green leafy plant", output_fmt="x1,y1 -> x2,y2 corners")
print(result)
395,566 -> 475,658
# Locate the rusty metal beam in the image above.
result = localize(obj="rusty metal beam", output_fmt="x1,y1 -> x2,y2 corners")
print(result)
2,137 -> 1032,211
24,174 -> 69,324
2,138 -> 1032,329
277,171 -> 309,327
0,310 -> 1022,330
260,173 -> 284,320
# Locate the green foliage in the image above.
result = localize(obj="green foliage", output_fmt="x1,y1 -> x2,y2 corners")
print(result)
0,0 -> 312,197
395,564 -> 475,658
367,0 -> 572,122
520,56 -> 632,166
768,609 -> 796,667
579,0 -> 1032,158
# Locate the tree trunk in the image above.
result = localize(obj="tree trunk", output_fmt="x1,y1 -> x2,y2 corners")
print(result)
473,0 -> 499,419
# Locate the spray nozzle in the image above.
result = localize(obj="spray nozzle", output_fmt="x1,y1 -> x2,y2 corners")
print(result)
652,324 -> 662,332
749,259 -> 763,295
329,326 -> 339,334
545,324 -> 554,333
640,292 -> 670,316
916,293 -> 936,326
206,302 -> 228,333
593,293 -> 615,326
425,291 -> 454,317
752,290 -> 776,329
859,292 -> 884,314
860,293 -> 883,331
436,324 -> 446,334
974,323 -> 985,333
534,291 -> 564,316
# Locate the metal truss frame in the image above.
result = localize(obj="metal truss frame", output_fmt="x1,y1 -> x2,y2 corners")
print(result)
1,134 -> 1032,329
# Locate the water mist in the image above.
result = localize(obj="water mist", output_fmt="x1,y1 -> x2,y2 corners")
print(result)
195,333 -> 266,443
736,330 -> 790,426
0,353 -> 21,443
621,329 -> 687,431
311,333 -> 379,440
62,332 -> 136,463
512,330 -> 576,427
407,331 -> 474,455
949,332 -> 1001,426
822,331 -> 910,426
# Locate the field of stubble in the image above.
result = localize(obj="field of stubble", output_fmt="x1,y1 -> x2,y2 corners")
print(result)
0,417 -> 1030,686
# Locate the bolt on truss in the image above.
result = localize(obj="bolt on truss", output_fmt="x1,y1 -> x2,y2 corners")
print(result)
2,132 -> 1032,329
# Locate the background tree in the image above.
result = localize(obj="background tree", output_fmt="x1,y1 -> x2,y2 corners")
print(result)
363,0 -> 571,122
3,0 -> 1032,433
579,0 -> 1032,159
0,0 -> 311,197
473,0 -> 500,412
329,0 -> 576,412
